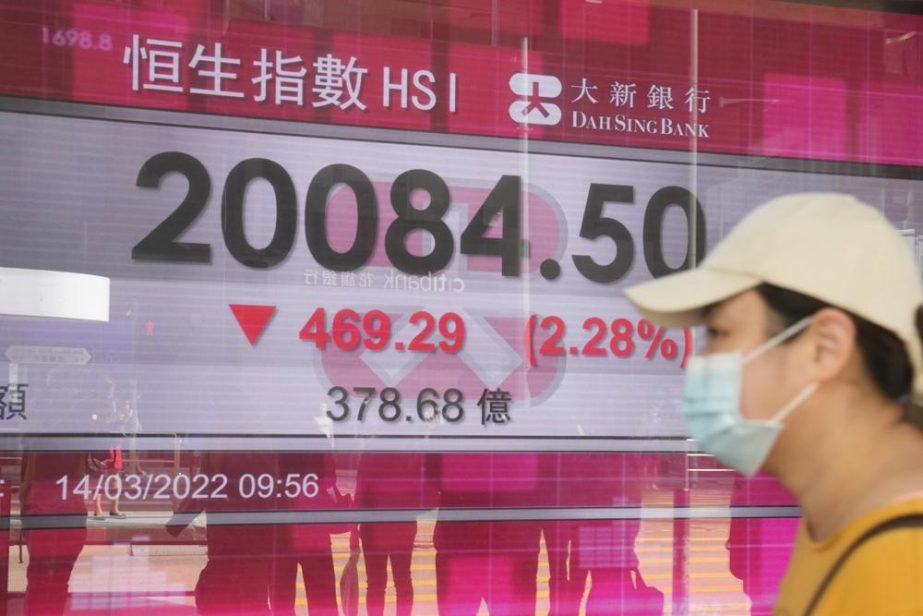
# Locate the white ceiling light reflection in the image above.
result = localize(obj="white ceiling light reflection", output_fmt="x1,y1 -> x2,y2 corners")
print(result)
0,267 -> 109,322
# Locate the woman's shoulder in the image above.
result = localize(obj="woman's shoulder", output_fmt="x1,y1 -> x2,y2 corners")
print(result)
777,498 -> 923,615
815,498 -> 923,614
842,497 -> 923,563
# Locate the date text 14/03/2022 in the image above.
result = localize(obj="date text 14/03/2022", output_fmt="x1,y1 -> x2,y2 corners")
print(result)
56,473 -> 322,502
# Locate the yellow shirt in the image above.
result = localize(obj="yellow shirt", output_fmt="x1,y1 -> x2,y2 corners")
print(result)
774,497 -> 923,615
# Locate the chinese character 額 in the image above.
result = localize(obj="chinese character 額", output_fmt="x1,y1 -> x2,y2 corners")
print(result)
339,272 -> 357,287
0,384 -> 28,420
570,78 -> 599,104
321,270 -> 338,286
647,84 -> 674,110
123,34 -> 184,93
684,87 -> 710,113
478,388 -> 512,425
312,54 -> 368,110
189,42 -> 244,98
609,81 -> 637,108
253,49 -> 308,105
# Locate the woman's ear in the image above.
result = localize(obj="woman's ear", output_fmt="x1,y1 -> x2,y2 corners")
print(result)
805,308 -> 857,383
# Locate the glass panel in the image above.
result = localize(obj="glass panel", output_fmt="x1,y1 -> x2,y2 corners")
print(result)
0,1 -> 919,614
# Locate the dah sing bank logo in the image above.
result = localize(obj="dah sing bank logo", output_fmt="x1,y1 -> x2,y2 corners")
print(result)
507,71 -> 712,138
508,73 -> 563,126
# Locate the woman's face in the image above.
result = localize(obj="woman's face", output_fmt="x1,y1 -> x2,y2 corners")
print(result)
700,289 -> 805,422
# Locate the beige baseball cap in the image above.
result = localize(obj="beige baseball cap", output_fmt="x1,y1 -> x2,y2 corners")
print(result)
625,192 -> 923,402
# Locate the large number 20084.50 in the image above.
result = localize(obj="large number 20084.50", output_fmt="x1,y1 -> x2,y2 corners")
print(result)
131,152 -> 706,283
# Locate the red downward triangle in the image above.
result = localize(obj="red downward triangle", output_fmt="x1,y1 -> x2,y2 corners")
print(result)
229,304 -> 277,346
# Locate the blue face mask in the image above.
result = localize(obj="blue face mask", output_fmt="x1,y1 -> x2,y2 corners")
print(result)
682,317 -> 818,476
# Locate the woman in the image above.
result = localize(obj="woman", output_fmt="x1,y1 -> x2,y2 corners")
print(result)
625,192 -> 923,615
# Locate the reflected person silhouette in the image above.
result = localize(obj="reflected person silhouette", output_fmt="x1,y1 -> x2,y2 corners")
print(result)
355,452 -> 428,616
269,452 -> 339,616
20,451 -> 89,615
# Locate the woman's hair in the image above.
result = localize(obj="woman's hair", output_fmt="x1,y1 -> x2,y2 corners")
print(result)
755,283 -> 923,429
